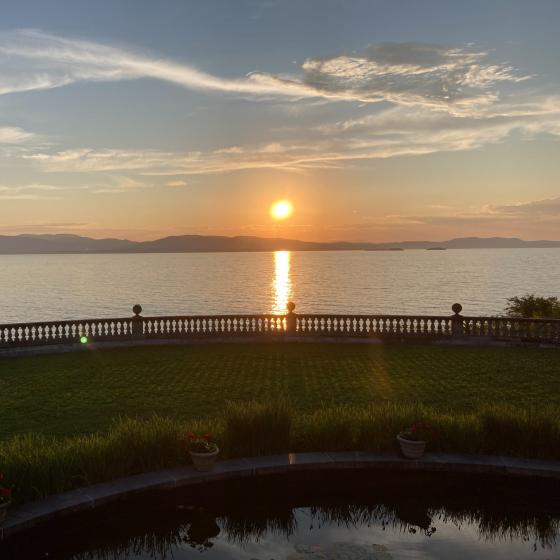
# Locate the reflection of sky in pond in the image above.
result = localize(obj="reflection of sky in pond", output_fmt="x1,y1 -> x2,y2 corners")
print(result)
117,507 -> 559,560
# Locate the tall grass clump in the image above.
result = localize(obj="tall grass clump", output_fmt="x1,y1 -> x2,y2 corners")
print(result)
293,406 -> 359,451
0,415 -> 219,503
223,399 -> 292,457
479,404 -> 560,459
293,403 -> 479,454
1,402 -> 560,506
356,403 -> 435,452
0,433 -> 79,503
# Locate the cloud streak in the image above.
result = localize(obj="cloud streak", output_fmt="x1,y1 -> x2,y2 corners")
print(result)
0,126 -> 35,144
22,94 -> 560,176
0,183 -> 65,199
0,30 -> 527,113
0,29 -> 304,98
251,43 -> 529,113
323,197 -> 560,240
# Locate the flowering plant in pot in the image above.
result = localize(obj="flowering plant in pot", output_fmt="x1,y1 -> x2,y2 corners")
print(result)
0,473 -> 13,524
182,432 -> 219,472
397,421 -> 434,459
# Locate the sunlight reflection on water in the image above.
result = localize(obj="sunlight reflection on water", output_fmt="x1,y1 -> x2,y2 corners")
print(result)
272,251 -> 292,314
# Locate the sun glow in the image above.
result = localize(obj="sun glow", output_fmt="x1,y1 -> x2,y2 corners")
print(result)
270,199 -> 293,220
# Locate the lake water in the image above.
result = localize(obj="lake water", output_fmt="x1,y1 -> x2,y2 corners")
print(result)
0,249 -> 559,323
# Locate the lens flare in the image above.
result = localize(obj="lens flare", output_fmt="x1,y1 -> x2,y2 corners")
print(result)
80,336 -> 88,344
270,199 -> 293,220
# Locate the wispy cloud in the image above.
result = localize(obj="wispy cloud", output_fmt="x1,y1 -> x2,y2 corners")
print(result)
3,29 -> 556,196
0,176 -> 147,198
0,30 -> 527,113
368,197 -> 560,229
86,175 -> 147,194
0,126 -> 35,144
251,43 -> 529,113
23,143 -> 335,175
490,197 -> 560,220
317,196 -> 560,240
0,182 -> 66,199
0,221 -> 89,234
22,94 -> 560,176
0,29 -> 300,98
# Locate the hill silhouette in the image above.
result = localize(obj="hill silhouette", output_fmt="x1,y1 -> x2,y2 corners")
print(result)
0,234 -> 559,254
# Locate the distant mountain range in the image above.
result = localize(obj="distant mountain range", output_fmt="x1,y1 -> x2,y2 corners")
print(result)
0,234 -> 559,254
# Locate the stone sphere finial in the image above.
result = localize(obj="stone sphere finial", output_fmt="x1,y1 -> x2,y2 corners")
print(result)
132,304 -> 143,316
286,301 -> 296,313
451,303 -> 463,315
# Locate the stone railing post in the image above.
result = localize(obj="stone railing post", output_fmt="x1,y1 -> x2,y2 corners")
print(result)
131,304 -> 144,339
451,303 -> 464,337
285,301 -> 297,335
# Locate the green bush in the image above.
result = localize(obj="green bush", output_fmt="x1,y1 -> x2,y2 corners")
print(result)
505,294 -> 560,318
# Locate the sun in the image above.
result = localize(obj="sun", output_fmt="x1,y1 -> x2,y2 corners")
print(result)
270,199 -> 293,221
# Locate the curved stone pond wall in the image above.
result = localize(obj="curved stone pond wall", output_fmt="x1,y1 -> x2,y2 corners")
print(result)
3,451 -> 560,541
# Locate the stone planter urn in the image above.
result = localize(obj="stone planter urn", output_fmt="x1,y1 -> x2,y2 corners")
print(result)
0,500 -> 11,524
189,447 -> 220,472
397,435 -> 426,459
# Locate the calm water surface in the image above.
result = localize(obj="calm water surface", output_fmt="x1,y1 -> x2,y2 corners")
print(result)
2,472 -> 558,559
0,249 -> 559,322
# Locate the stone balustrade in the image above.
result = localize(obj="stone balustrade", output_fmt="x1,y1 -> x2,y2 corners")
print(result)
1,303 -> 559,348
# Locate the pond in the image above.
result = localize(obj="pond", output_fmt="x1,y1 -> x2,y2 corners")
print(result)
2,470 -> 559,559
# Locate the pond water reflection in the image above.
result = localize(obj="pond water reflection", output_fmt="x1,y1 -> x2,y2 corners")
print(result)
2,471 -> 559,559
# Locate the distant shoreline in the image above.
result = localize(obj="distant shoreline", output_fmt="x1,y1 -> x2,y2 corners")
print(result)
2,247 -> 560,256
1,233 -> 560,254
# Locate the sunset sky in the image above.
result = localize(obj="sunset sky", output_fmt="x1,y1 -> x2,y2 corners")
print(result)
1,0 -> 560,242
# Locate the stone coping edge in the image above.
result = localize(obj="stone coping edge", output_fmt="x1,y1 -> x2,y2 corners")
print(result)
1,335 -> 558,358
2,451 -> 560,541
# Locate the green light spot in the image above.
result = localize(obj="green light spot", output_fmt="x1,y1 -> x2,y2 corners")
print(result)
80,336 -> 88,344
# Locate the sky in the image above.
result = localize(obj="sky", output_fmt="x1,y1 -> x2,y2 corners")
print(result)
1,0 -> 560,242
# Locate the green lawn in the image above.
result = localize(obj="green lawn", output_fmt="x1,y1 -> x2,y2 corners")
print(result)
1,342 -> 559,439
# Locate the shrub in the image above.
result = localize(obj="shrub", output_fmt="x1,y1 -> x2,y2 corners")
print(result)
505,294 -> 560,319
